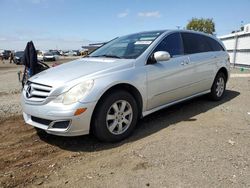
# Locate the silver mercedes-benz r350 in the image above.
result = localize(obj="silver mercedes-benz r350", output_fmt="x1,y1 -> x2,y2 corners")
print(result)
21,30 -> 230,142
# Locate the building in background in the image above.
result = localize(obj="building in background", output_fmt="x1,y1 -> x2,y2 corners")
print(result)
82,42 -> 106,54
219,24 -> 250,67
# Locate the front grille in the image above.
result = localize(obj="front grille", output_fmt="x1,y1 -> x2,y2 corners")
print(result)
31,116 -> 52,126
25,82 -> 52,102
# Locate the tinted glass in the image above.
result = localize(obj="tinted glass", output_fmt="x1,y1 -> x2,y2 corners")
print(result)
206,37 -> 224,51
181,33 -> 212,54
154,33 -> 183,57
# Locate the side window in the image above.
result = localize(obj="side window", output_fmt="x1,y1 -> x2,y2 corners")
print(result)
181,33 -> 212,54
206,37 -> 225,51
154,33 -> 183,57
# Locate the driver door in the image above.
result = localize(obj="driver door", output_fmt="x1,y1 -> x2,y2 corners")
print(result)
146,32 -> 194,110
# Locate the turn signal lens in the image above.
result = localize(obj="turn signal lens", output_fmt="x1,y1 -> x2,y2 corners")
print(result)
74,108 -> 87,116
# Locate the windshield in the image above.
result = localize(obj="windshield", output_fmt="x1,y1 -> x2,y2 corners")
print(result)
89,31 -> 164,59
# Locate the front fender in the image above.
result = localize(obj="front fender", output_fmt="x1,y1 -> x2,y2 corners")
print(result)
79,67 -> 147,112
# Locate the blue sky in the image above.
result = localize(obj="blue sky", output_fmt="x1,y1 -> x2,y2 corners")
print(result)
0,0 -> 250,50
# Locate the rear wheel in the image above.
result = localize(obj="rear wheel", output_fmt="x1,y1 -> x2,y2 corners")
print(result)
209,72 -> 226,101
92,90 -> 138,142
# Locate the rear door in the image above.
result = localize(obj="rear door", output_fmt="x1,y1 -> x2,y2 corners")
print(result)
181,32 -> 216,94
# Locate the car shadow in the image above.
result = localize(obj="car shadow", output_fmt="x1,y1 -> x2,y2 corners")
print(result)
37,90 -> 240,152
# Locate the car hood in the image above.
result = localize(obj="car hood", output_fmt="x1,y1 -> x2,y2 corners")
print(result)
29,57 -> 134,87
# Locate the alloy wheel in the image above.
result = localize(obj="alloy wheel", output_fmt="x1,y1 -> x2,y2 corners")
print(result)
106,100 -> 133,135
216,77 -> 225,97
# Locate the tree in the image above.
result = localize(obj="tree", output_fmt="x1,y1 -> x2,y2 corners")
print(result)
186,18 -> 215,34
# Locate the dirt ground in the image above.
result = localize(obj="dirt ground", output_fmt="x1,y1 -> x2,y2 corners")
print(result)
0,60 -> 250,187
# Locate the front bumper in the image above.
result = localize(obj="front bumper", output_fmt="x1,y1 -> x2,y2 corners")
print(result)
21,95 -> 97,136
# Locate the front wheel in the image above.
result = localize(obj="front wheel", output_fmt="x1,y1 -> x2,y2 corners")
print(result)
92,90 -> 138,142
209,72 -> 226,101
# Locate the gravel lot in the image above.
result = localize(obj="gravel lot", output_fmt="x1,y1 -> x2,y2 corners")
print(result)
0,60 -> 250,188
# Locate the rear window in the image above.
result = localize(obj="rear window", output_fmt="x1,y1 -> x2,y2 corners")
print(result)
206,37 -> 225,51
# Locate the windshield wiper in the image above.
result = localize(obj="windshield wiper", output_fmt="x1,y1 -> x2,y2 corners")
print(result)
90,54 -> 122,59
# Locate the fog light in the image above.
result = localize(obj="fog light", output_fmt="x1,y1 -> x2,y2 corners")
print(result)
74,108 -> 87,116
52,121 -> 70,129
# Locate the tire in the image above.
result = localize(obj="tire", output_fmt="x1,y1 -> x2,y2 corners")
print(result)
92,90 -> 138,142
209,72 -> 226,101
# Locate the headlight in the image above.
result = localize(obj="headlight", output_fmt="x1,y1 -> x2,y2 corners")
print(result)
53,80 -> 94,105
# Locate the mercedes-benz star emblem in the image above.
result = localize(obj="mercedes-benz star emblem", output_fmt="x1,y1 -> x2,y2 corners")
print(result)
26,86 -> 32,98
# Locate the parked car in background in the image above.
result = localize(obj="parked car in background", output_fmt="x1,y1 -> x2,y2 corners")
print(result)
80,49 -> 89,56
64,50 -> 80,56
64,51 -> 75,56
43,52 -> 59,61
21,30 -> 230,142
2,50 -> 12,59
58,50 -> 64,56
14,51 -> 24,64
37,50 -> 44,61
0,50 -> 4,59
61,50 -> 68,56
73,50 -> 80,56
49,50 -> 61,56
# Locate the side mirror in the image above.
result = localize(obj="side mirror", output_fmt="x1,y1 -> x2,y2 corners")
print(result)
154,51 -> 171,62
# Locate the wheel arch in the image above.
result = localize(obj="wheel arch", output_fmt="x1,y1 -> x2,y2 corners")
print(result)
217,67 -> 229,82
90,83 -> 143,132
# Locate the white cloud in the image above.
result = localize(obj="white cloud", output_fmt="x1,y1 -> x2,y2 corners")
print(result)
117,9 -> 129,18
137,11 -> 161,18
